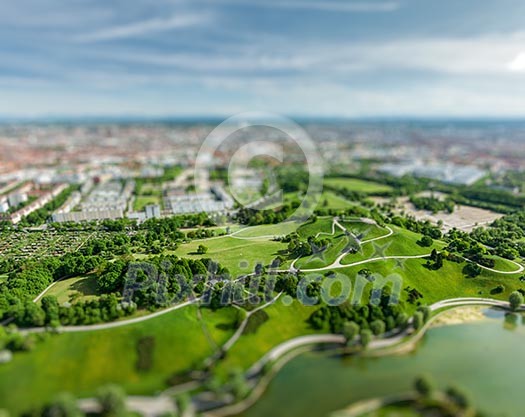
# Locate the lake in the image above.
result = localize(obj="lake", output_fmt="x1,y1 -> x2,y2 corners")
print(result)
239,310 -> 524,417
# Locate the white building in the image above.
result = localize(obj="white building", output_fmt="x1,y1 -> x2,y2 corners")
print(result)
145,204 -> 161,219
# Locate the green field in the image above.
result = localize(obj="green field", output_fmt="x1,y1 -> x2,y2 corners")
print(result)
318,191 -> 358,210
337,256 -> 523,311
213,299 -> 317,378
324,177 -> 393,194
133,196 -> 161,211
232,221 -> 300,238
172,235 -> 288,276
0,305 -> 238,415
43,275 -> 99,304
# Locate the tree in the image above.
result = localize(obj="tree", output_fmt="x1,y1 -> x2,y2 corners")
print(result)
196,245 -> 208,255
414,375 -> 433,397
396,312 -> 409,329
342,321 -> 360,343
41,295 -> 60,326
42,393 -> 83,417
463,263 -> 482,278
360,329 -> 373,348
412,311 -> 424,330
417,235 -> 433,247
417,306 -> 431,322
446,386 -> 471,409
229,368 -> 249,400
96,385 -> 127,417
369,319 -> 386,336
509,291 -> 524,311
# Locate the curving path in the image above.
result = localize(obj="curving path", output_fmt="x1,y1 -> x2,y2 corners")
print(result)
464,258 -> 524,275
281,217 -> 523,276
22,299 -> 199,334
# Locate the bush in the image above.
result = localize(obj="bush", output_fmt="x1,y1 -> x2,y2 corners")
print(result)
509,291 -> 524,311
369,319 -> 386,336
96,385 -> 127,417
414,375 -> 433,397
343,321 -> 360,343
360,329 -> 373,348
412,311 -> 424,330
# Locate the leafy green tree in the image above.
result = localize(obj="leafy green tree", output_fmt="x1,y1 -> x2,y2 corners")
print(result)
417,306 -> 431,322
41,295 -> 60,326
417,235 -> 434,247
197,245 -> 208,255
342,321 -> 360,343
509,291 -> 524,311
42,393 -> 83,417
463,263 -> 482,278
395,312 -> 409,328
369,319 -> 386,336
360,329 -> 373,348
96,385 -> 127,417
412,311 -> 424,330
229,369 -> 249,400
446,386 -> 471,409
414,375 -> 433,397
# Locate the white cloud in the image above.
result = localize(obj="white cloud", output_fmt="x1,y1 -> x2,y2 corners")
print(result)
508,52 -> 525,72
264,1 -> 401,13
96,32 -> 525,77
75,13 -> 212,42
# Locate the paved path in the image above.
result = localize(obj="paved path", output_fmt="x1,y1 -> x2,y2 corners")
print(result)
280,217 -> 523,276
22,299 -> 199,334
246,296 -> 524,376
222,293 -> 282,352
464,258 -> 524,275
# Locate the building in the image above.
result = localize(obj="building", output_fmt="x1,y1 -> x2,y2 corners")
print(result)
145,204 -> 161,219
8,192 -> 28,208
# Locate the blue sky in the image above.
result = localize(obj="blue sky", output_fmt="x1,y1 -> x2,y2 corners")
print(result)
2,0 -> 525,118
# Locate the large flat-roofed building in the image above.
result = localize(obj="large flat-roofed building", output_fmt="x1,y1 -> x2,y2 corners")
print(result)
51,209 -> 124,223
145,204 -> 161,219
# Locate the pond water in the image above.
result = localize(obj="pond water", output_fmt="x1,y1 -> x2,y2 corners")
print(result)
239,310 -> 525,417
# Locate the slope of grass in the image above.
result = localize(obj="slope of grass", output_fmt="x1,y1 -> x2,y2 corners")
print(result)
172,236 -> 287,277
233,221 -> 300,238
43,275 -> 99,304
213,299 -> 317,379
0,305 -> 237,415
133,196 -> 161,211
324,177 -> 393,194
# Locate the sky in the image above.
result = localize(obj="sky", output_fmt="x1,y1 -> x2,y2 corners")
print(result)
2,0 -> 525,118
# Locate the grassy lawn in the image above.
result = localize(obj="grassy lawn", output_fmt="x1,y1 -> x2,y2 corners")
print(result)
133,195 -> 161,211
172,236 -> 287,277
487,256 -> 524,273
340,226 -> 444,266
297,217 -> 335,238
336,256 -> 524,312
43,275 -> 100,304
233,221 -> 300,238
0,305 -> 237,415
213,299 -> 318,379
318,191 -> 358,210
339,219 -> 391,241
324,177 -> 393,194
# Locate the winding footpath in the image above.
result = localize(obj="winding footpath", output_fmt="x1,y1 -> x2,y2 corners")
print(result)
204,297 -> 525,417
25,217 -> 523,335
